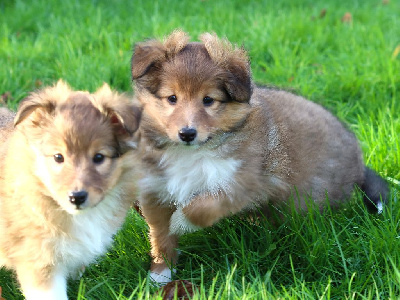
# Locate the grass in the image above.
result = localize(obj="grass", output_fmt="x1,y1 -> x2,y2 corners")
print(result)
0,0 -> 399,299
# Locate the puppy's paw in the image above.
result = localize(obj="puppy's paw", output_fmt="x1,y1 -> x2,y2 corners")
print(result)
150,268 -> 176,285
22,273 -> 68,300
71,265 -> 86,280
169,207 -> 202,236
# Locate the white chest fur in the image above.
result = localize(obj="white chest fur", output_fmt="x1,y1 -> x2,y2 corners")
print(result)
55,191 -> 124,276
143,147 -> 241,207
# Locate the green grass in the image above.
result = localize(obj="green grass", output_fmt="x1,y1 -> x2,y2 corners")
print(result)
1,0 -> 399,299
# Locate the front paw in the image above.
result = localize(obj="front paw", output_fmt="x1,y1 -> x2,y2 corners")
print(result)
169,207 -> 202,236
149,267 -> 176,285
70,265 -> 86,280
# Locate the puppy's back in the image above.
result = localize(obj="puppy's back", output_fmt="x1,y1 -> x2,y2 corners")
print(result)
252,87 -> 364,207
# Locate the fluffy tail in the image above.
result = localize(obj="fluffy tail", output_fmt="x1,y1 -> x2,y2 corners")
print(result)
361,167 -> 389,213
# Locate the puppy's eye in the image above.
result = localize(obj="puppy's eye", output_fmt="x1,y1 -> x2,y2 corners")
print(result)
203,96 -> 214,106
167,95 -> 178,105
54,154 -> 64,163
93,153 -> 105,164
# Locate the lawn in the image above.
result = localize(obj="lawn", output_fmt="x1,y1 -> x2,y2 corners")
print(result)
0,0 -> 399,299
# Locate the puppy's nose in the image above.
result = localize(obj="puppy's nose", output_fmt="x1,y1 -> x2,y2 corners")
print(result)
178,127 -> 197,143
69,190 -> 88,206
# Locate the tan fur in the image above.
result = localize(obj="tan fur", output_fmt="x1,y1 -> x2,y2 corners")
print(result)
131,30 -> 384,281
0,81 -> 140,299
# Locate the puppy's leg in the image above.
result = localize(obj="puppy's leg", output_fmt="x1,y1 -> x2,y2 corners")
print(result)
141,201 -> 179,284
170,192 -> 251,235
17,266 -> 68,300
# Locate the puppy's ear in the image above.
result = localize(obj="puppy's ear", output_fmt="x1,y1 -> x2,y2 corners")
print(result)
94,84 -> 142,138
14,80 -> 71,126
200,33 -> 252,103
131,30 -> 190,94
224,56 -> 252,103
109,103 -> 142,138
131,40 -> 165,80
131,30 -> 190,79
163,29 -> 190,57
103,94 -> 142,154
14,95 -> 55,127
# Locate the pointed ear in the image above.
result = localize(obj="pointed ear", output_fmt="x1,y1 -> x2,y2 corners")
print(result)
55,79 -> 70,90
200,32 -> 252,102
95,82 -> 113,96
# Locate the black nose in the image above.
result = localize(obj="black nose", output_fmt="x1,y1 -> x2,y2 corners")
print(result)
178,127 -> 197,143
69,190 -> 88,206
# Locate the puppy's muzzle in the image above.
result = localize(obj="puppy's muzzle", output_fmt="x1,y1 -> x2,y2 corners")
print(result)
178,127 -> 197,143
68,190 -> 88,207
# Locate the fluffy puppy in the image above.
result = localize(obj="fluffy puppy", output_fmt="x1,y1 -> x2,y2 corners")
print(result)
131,30 -> 389,283
0,81 -> 140,299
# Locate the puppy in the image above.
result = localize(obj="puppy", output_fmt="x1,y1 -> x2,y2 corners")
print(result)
0,81 -> 140,299
131,30 -> 389,283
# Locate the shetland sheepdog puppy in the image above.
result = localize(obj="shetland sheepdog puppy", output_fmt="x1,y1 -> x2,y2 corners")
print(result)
131,30 -> 389,284
0,81 -> 140,299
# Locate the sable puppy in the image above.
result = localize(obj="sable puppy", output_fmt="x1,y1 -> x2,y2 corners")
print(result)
0,81 -> 140,299
131,30 -> 389,283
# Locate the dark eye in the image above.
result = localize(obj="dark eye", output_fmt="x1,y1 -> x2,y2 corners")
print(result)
54,154 -> 64,163
93,153 -> 105,164
203,96 -> 214,106
167,95 -> 178,105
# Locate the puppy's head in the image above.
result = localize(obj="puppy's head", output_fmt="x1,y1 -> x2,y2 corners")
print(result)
131,30 -> 252,148
15,80 -> 141,214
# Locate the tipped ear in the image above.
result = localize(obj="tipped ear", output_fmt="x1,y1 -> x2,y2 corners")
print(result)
200,32 -> 252,102
131,30 -> 190,80
131,30 -> 190,95
224,59 -> 252,103
131,40 -> 166,80
163,29 -> 190,57
14,94 -> 56,127
15,80 -> 71,126
93,85 -> 142,138
109,103 -> 142,138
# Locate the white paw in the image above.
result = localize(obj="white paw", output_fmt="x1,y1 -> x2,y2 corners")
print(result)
22,273 -> 68,300
169,207 -> 202,236
377,201 -> 383,214
71,265 -> 86,280
149,267 -> 176,285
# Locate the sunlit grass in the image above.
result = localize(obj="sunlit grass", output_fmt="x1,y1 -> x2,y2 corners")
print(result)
0,0 -> 399,299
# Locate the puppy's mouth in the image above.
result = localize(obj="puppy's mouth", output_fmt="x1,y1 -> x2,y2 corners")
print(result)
154,134 -> 214,149
181,136 -> 212,147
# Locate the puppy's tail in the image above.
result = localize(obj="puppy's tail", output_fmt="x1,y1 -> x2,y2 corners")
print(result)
361,167 -> 389,213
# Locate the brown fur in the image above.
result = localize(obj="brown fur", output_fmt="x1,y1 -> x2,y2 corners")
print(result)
131,30 -> 388,282
0,81 -> 140,299
0,107 -> 15,143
